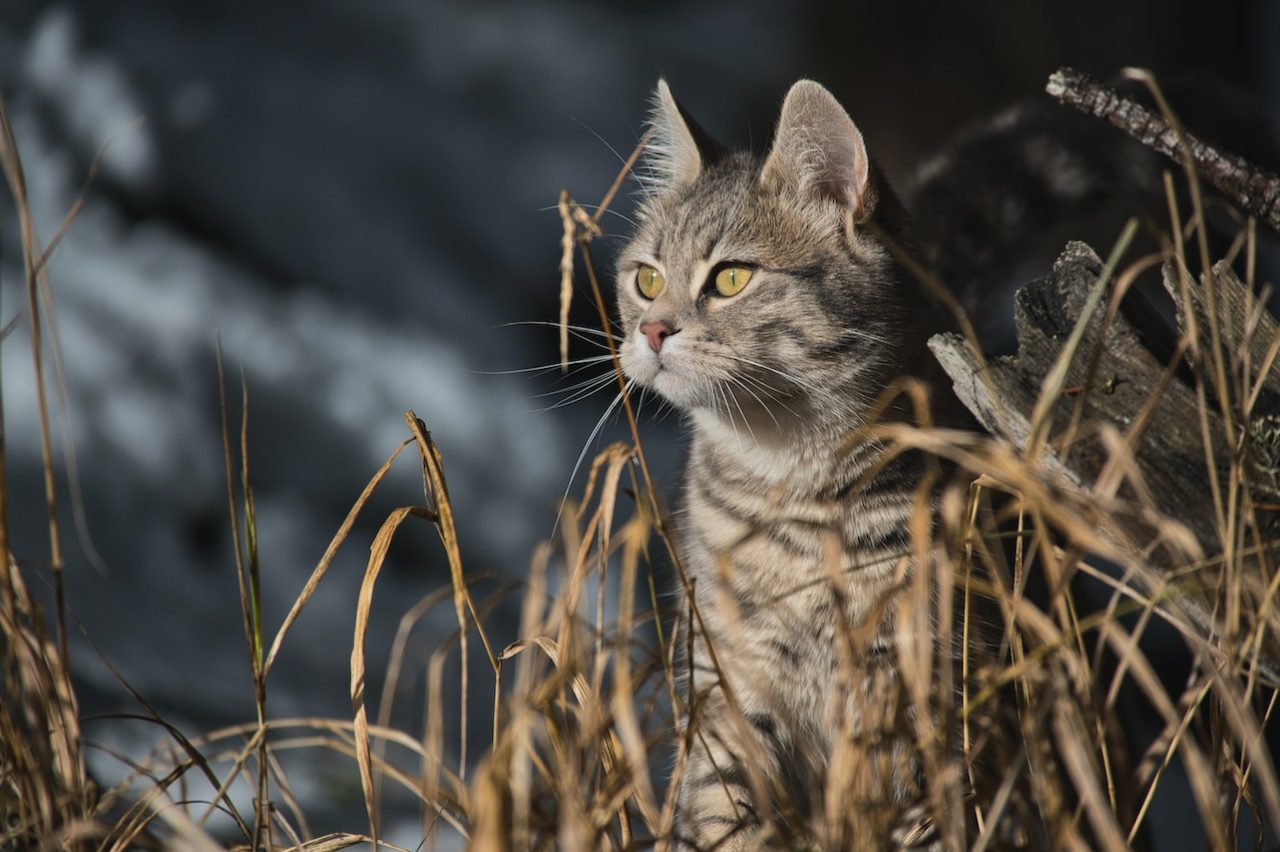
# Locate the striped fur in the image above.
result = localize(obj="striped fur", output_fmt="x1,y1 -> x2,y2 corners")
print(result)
614,74 -> 1276,850
616,81 -> 943,849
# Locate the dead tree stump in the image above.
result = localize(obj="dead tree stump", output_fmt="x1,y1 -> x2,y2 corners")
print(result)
929,242 -> 1280,681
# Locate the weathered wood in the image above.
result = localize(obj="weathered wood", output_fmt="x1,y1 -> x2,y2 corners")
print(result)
1046,67 -> 1280,234
1163,258 -> 1280,510
1164,257 -> 1280,397
929,242 -> 1280,681
932,242 -> 1226,548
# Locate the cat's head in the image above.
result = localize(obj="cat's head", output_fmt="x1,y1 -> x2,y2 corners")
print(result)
616,80 -> 920,440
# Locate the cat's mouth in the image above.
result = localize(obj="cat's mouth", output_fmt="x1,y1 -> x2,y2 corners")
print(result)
650,363 -> 727,411
625,350 -> 696,405
622,335 -> 726,410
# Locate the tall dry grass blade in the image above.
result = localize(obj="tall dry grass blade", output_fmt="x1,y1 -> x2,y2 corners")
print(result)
0,87 -> 67,662
237,369 -> 274,851
215,337 -> 255,678
266,747 -> 313,843
140,787 -> 224,852
350,503 -> 436,848
612,516 -> 661,832
263,438 -> 414,675
193,727 -> 262,830
591,131 -> 650,231
240,371 -> 264,675
0,90 -> 103,849
404,412 -> 500,778
557,189 -> 575,372
215,339 -> 273,849
373,585 -> 454,808
28,118 -> 141,579
76,624 -> 252,840
281,832 -> 377,851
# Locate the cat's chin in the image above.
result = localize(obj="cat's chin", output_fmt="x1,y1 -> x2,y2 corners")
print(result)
647,370 -> 706,410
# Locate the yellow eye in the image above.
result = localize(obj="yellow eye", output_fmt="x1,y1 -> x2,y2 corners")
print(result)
713,265 -> 753,297
636,264 -> 665,299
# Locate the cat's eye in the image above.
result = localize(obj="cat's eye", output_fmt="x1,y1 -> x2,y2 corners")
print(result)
713,265 -> 754,297
636,264 -> 666,299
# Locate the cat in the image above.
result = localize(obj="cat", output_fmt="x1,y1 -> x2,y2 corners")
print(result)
610,74 -> 1278,850
615,79 -> 951,850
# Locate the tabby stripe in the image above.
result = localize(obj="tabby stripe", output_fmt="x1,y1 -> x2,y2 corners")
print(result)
732,584 -> 760,619
692,477 -> 752,523
832,452 -> 918,501
755,319 -> 812,350
845,508 -> 916,543
850,524 -> 907,553
699,453 -> 850,528
747,712 -> 778,738
691,816 -> 744,828
696,448 -> 757,492
764,524 -> 819,556
691,762 -> 750,789
775,264 -> 825,281
766,637 -> 802,666
692,480 -> 817,556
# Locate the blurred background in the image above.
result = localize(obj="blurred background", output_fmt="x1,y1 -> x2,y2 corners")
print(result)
1,0 -> 1278,846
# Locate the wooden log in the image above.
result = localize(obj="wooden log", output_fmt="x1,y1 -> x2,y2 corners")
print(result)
932,242 -> 1226,546
1163,257 -> 1280,523
929,242 -> 1280,681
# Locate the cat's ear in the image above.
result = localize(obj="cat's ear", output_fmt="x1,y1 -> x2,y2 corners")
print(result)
643,80 -> 720,191
761,80 -> 872,223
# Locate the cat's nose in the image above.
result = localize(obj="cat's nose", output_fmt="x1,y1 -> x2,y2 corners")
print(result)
639,320 -> 679,353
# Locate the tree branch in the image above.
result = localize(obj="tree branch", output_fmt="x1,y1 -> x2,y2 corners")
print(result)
1046,67 -> 1280,233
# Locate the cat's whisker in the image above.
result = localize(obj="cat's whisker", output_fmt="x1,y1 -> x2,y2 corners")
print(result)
724,381 -> 759,444
571,117 -> 628,167
730,368 -> 783,395
729,368 -> 798,413
475,354 -> 616,376
713,382 -> 748,451
841,327 -> 890,346
648,394 -> 677,425
537,363 -> 622,391
530,372 -> 615,401
553,378 -> 635,533
536,201 -> 639,229
638,387 -> 673,426
744,380 -> 798,417
721,353 -> 830,401
724,374 -> 782,429
716,386 -> 737,450
498,321 -> 623,349
527,373 -> 622,413
538,371 -> 618,396
499,319 -> 622,336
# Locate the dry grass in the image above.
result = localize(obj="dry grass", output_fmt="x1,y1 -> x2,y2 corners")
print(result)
4,75 -> 1280,851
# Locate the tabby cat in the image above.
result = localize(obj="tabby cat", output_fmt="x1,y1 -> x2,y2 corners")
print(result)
615,80 -> 948,849
610,71 -> 1271,849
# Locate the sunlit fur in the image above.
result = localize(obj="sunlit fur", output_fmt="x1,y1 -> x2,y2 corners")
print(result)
618,147 -> 914,441
616,80 -> 943,849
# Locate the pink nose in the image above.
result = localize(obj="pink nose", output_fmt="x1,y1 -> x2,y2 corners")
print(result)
640,320 -> 678,353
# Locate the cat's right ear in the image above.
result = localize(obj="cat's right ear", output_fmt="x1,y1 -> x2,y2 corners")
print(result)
643,80 -> 719,192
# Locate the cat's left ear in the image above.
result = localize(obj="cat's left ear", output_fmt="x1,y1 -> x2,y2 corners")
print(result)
761,80 -> 872,224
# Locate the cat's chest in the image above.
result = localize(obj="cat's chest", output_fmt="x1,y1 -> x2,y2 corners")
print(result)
679,439 -> 913,601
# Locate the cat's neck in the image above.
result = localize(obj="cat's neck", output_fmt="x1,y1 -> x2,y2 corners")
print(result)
689,408 -> 882,494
